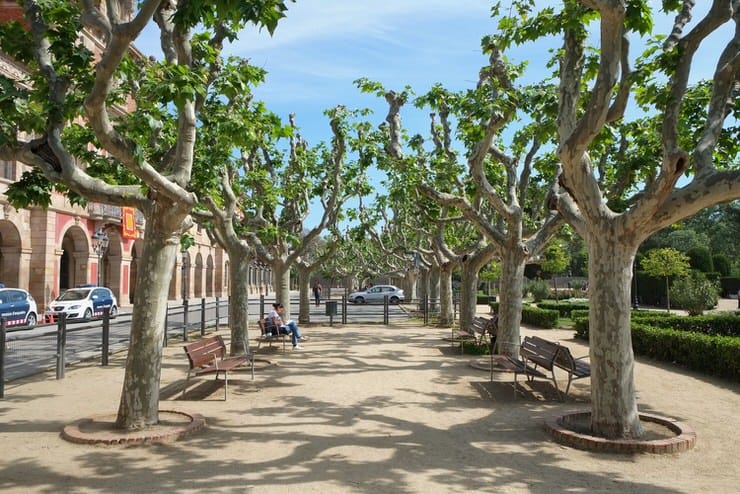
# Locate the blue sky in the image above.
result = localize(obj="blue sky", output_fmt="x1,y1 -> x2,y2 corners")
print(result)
227,1 -> 495,144
134,2 -> 731,227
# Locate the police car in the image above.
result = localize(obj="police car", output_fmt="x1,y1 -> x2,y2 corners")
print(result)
0,287 -> 39,329
46,286 -> 118,322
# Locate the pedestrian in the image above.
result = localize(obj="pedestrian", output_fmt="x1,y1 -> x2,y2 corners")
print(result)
267,302 -> 307,350
313,281 -> 322,307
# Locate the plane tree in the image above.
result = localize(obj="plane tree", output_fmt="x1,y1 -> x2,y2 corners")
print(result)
497,1 -> 740,438
0,0 -> 292,430
357,44 -> 563,353
199,106 -> 370,321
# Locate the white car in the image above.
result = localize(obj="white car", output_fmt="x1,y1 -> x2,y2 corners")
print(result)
348,285 -> 405,304
46,286 -> 118,322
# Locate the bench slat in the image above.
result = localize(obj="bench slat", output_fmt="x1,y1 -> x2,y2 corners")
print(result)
505,335 -> 590,401
183,335 -> 254,400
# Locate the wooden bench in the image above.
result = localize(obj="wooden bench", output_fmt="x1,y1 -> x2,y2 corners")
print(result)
502,335 -> 590,400
256,318 -> 287,352
451,316 -> 497,354
182,335 -> 254,400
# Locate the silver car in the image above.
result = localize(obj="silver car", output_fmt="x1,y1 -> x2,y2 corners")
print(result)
348,285 -> 405,304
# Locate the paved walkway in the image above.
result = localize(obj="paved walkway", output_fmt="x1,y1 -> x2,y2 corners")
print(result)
0,303 -> 738,493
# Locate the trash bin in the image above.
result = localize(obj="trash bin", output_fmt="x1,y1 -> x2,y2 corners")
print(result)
325,300 -> 338,316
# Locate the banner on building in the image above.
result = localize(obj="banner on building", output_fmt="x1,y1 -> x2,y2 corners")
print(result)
121,207 -> 137,239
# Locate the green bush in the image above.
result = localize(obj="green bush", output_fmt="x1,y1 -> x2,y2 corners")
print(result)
521,305 -> 559,328
669,272 -> 720,315
632,312 -> 740,337
460,340 -> 490,355
572,315 -> 740,380
526,279 -> 550,302
631,323 -> 740,381
489,301 -> 499,314
686,246 -> 713,272
537,300 -> 590,317
713,254 -> 731,276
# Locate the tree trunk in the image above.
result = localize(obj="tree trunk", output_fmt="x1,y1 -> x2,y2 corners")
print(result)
272,264 -> 291,319
459,246 -> 497,332
588,235 -> 643,439
665,276 -> 671,313
115,210 -> 183,430
496,248 -> 526,358
228,251 -> 251,355
458,262 -> 478,332
429,266 -> 440,311
297,266 -> 312,324
404,270 -> 418,302
438,263 -> 454,327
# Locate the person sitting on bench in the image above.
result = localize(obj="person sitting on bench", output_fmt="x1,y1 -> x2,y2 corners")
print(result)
267,302 -> 307,350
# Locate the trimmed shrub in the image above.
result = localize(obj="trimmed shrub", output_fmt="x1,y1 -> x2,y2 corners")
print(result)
537,300 -> 590,317
713,255 -> 731,276
521,305 -> 559,328
686,246 -> 713,272
669,272 -> 720,315
526,279 -> 550,302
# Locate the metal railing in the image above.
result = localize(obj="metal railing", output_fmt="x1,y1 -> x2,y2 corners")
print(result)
1,297 -> 229,392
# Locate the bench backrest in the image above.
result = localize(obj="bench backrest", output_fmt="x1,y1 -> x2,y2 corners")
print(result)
184,335 -> 226,369
520,335 -> 560,369
258,318 -> 279,336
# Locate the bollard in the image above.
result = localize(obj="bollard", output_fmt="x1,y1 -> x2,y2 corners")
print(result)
163,309 -> 169,347
56,314 -> 67,379
200,298 -> 206,336
0,318 -> 5,399
383,296 -> 389,325
101,307 -> 110,366
215,296 -> 220,332
182,299 -> 189,342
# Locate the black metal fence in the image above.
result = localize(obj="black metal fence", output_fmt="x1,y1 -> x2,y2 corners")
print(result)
0,297 -> 229,396
1,294 -> 416,396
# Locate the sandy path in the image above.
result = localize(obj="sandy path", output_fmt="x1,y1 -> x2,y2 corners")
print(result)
1,311 -> 738,493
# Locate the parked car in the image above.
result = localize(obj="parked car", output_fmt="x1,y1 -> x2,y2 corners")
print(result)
348,285 -> 405,304
0,288 -> 38,329
46,286 -> 118,322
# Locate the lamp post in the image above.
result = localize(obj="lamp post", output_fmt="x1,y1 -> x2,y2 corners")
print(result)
92,228 -> 109,287
181,249 -> 188,304
632,257 -> 640,309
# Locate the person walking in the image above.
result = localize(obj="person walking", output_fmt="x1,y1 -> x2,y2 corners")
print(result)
313,281 -> 322,307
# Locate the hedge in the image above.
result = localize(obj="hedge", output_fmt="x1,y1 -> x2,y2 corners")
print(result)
488,301 -> 559,329
537,300 -> 590,317
573,316 -> 740,381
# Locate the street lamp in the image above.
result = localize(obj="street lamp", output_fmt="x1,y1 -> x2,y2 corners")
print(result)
181,249 -> 189,304
92,228 -> 109,286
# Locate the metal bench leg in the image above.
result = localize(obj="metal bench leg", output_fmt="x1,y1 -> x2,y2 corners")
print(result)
182,371 -> 193,398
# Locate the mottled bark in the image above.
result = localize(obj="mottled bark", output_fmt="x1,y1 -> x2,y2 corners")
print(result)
115,208 -> 185,430
438,263 -> 454,327
587,231 -> 642,438
459,245 -> 498,332
272,264 -> 292,319
496,248 -> 526,358
297,265 -> 312,324
228,251 -> 252,355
